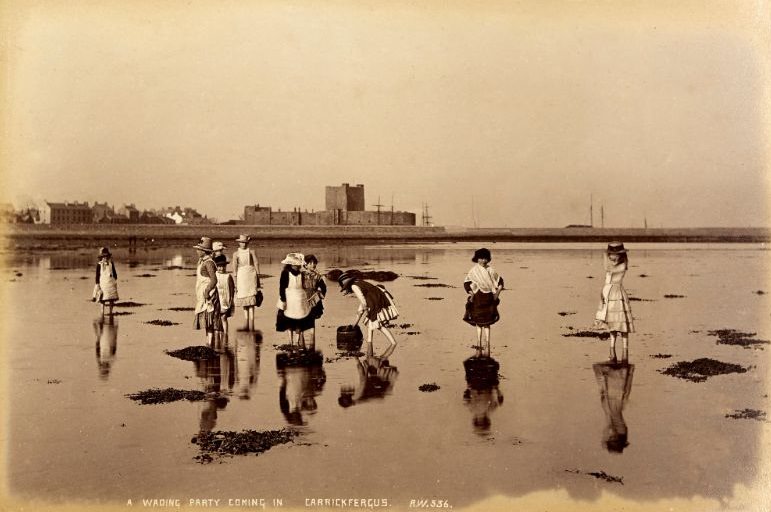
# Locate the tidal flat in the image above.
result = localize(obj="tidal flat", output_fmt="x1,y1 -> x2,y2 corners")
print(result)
3,242 -> 770,510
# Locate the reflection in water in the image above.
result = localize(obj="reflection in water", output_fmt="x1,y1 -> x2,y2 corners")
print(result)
234,330 -> 262,399
593,362 -> 634,453
338,356 -> 398,408
463,355 -> 503,436
194,346 -> 236,434
277,349 -> 326,426
94,318 -> 118,380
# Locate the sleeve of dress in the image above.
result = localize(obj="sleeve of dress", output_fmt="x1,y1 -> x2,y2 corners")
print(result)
95,264 -> 101,284
498,277 -> 504,289
279,269 -> 289,302
112,262 -> 118,279
203,260 -> 217,296
228,275 -> 235,302
352,284 -> 368,309
232,251 -> 239,280
318,277 -> 327,297
463,281 -> 472,293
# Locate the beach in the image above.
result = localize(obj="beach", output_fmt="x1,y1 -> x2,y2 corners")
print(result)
2,242 -> 770,511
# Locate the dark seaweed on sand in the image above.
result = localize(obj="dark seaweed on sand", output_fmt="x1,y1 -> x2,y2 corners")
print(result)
561,330 -> 610,340
707,329 -> 770,350
325,351 -> 365,363
650,353 -> 673,359
414,283 -> 455,288
168,306 -> 195,311
115,301 -> 146,307
126,388 -> 207,404
407,276 -> 439,280
663,294 -> 686,298
146,319 -> 179,326
565,469 -> 623,485
660,358 -> 749,383
135,273 -> 157,278
725,409 -> 766,421
426,297 -> 444,301
754,290 -> 766,295
419,383 -> 440,392
557,311 -> 577,316
192,428 -> 299,462
629,297 -> 656,302
166,346 -> 219,361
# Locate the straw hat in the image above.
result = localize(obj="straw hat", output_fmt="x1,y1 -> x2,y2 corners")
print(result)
235,234 -> 251,243
281,253 -> 305,266
212,241 -> 226,252
194,237 -> 213,252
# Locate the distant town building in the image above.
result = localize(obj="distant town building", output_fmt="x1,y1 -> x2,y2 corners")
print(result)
41,201 -> 93,224
243,184 -> 416,226
118,204 -> 140,223
0,203 -> 14,223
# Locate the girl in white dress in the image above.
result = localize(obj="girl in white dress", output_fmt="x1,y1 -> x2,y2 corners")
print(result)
594,242 -> 635,362
93,246 -> 119,317
232,234 -> 262,331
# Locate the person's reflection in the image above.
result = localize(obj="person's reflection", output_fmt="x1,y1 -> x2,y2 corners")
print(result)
194,346 -> 235,434
593,361 -> 634,453
462,354 -> 503,436
338,355 -> 398,408
94,317 -> 118,380
277,351 -> 326,426
234,329 -> 262,400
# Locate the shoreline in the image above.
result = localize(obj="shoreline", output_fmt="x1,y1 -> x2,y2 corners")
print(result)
1,224 -> 768,250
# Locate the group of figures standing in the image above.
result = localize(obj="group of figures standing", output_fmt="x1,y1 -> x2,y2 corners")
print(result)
92,237 -> 635,362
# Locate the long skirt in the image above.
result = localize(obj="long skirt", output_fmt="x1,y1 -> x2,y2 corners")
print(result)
463,291 -> 500,327
276,310 -> 315,332
595,284 -> 635,333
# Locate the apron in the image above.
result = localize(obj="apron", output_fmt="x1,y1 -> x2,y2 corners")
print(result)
194,259 -> 210,315
235,249 -> 258,299
284,272 -> 311,320
98,261 -> 119,301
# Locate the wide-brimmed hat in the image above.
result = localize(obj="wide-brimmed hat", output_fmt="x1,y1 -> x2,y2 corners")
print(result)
194,237 -> 213,252
472,248 -> 492,262
98,246 -> 111,258
212,241 -> 226,252
606,241 -> 627,254
337,269 -> 362,291
235,234 -> 251,243
281,252 -> 305,266
213,254 -> 229,266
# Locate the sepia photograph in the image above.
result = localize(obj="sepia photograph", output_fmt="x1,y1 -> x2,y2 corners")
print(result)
1,1 -> 770,511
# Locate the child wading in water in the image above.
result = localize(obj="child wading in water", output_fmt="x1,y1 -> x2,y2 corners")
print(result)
338,270 -> 399,359
93,246 -> 119,317
214,254 -> 235,345
302,254 -> 326,351
463,248 -> 504,356
594,242 -> 635,362
232,234 -> 262,331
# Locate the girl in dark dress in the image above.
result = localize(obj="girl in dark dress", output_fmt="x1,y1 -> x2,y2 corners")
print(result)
463,248 -> 504,355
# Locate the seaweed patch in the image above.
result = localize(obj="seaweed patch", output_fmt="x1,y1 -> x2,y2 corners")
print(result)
419,383 -> 440,392
650,353 -> 673,359
565,469 -> 623,485
660,358 -> 749,383
192,428 -> 299,463
707,329 -> 770,350
561,330 -> 609,340
146,319 -> 179,326
166,346 -> 219,361
115,301 -> 146,307
414,283 -> 455,288
663,294 -> 686,299
126,388 -> 207,404
725,409 -> 766,421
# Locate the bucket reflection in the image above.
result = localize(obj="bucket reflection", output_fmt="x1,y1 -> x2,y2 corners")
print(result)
462,355 -> 503,436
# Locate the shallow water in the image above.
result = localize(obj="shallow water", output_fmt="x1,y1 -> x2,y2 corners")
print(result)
3,242 -> 770,510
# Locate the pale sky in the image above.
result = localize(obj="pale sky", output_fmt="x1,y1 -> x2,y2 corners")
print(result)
2,1 -> 770,227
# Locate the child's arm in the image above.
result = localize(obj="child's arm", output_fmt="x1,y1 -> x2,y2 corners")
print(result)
112,261 -> 117,279
228,275 -> 235,302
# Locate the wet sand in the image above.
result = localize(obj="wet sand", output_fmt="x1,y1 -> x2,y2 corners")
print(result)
2,242 -> 770,510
